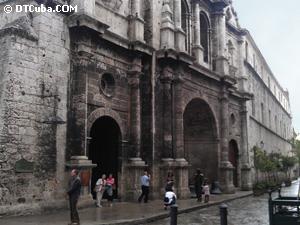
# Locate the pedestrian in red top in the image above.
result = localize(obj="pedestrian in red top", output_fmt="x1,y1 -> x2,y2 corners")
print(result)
106,173 -> 115,207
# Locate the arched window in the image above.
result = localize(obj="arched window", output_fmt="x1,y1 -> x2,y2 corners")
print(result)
181,0 -> 189,52
200,12 -> 210,63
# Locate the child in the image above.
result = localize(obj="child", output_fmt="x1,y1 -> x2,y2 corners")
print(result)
203,179 -> 210,203
163,187 -> 177,210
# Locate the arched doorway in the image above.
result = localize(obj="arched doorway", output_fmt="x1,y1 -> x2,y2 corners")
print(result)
89,116 -> 121,199
183,99 -> 218,185
229,140 -> 239,187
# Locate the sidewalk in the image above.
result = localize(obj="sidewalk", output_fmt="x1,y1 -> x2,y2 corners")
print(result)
0,191 -> 252,225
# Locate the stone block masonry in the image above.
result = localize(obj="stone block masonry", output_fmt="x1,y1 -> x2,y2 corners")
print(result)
0,7 -> 70,215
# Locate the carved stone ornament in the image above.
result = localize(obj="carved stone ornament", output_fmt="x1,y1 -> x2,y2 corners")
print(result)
100,0 -> 123,11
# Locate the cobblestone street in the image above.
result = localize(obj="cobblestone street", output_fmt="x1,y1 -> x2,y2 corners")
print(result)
148,195 -> 269,225
149,180 -> 299,225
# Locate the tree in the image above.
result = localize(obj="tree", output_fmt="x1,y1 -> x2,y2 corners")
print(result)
291,131 -> 300,176
281,155 -> 297,180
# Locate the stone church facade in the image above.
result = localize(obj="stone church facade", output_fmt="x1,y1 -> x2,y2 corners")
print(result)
0,0 -> 292,215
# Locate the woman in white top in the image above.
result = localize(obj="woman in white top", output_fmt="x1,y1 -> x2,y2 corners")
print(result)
95,174 -> 106,207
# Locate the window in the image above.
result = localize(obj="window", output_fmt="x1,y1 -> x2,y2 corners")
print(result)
181,0 -> 189,52
200,12 -> 210,63
268,77 -> 271,88
275,115 -> 278,132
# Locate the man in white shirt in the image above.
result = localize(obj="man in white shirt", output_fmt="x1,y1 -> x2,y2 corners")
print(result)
138,170 -> 150,203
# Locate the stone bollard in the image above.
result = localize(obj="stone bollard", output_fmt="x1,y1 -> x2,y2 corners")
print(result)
219,203 -> 228,225
170,204 -> 178,225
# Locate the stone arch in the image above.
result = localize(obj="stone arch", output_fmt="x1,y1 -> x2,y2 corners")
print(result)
87,108 -> 127,140
182,94 -> 220,138
183,97 -> 220,184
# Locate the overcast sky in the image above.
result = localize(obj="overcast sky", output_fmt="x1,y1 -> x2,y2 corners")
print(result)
233,0 -> 300,134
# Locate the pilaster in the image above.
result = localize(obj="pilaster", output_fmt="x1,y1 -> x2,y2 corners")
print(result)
240,102 -> 252,190
219,87 -> 235,193
128,57 -> 143,159
160,66 -> 174,158
129,0 -> 145,43
160,0 -> 175,49
212,10 -> 229,75
192,1 -> 204,64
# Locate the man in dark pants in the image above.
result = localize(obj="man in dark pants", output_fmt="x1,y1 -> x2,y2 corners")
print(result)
194,169 -> 204,202
67,169 -> 81,225
138,170 -> 150,203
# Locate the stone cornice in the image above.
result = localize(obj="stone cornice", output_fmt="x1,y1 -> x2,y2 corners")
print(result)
226,22 -> 247,36
67,13 -> 109,34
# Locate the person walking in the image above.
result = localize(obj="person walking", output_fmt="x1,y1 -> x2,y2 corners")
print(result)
163,186 -> 177,210
138,170 -> 150,203
67,169 -> 81,225
194,169 -> 204,202
95,174 -> 106,207
106,173 -> 115,207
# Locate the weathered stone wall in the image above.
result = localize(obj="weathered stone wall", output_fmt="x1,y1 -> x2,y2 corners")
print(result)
0,3 -> 70,214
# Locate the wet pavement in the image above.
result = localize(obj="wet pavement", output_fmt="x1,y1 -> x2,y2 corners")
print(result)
1,179 -> 298,225
148,179 -> 300,225
0,191 -> 252,225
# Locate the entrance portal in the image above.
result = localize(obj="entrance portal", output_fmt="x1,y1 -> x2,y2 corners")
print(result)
229,140 -> 239,187
183,99 -> 218,185
89,116 -> 121,198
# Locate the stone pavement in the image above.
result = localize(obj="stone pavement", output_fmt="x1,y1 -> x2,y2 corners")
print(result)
0,191 -> 252,225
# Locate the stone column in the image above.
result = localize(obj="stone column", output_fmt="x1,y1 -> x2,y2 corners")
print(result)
219,88 -> 235,193
68,54 -> 91,158
128,58 -> 142,159
172,75 -> 189,198
174,0 -> 186,52
125,58 -> 146,200
129,0 -> 145,42
192,1 -> 204,64
173,75 -> 184,159
240,102 -> 252,190
132,0 -> 140,16
160,0 -> 175,49
161,66 -> 174,159
212,10 -> 229,75
237,36 -> 248,92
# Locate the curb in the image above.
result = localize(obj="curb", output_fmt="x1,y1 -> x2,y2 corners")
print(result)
95,192 -> 253,225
